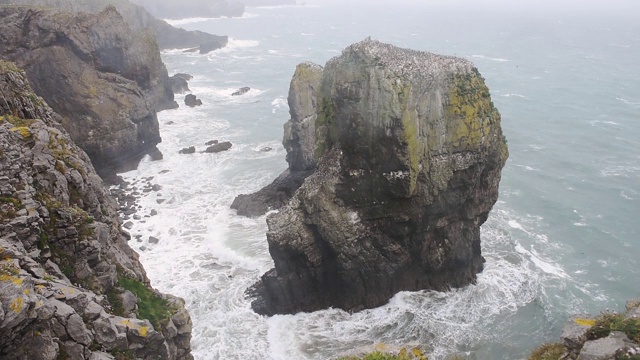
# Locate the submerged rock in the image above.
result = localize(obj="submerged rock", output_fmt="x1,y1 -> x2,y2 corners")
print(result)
204,141 -> 232,153
179,146 -> 196,154
232,86 -> 251,96
248,38 -> 509,315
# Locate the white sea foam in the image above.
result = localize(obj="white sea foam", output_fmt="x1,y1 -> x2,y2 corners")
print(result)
501,93 -> 527,98
271,96 -> 288,113
164,17 -> 215,26
616,97 -> 640,107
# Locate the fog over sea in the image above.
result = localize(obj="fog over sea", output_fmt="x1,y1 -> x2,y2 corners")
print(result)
118,2 -> 640,359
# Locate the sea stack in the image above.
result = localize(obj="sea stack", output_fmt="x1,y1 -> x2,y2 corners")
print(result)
249,38 -> 509,316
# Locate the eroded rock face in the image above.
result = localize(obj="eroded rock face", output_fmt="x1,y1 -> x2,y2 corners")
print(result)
0,61 -> 193,359
249,39 -> 509,315
231,62 -> 323,217
0,5 -> 172,176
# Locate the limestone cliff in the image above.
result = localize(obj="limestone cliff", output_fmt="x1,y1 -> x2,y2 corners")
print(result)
0,5 -> 172,176
249,39 -> 509,315
0,61 -> 192,359
0,0 -> 229,54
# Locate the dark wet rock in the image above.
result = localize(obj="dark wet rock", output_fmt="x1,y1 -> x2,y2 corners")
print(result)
160,170 -> 171,174
204,141 -> 232,153
231,169 -> 314,217
123,221 -> 134,230
205,140 -> 219,146
150,210 -> 158,216
232,87 -> 251,96
179,147 -> 196,154
148,147 -> 164,161
185,94 -> 202,107
260,147 -> 274,152
152,184 -> 162,192
149,237 -> 160,244
170,74 -> 190,94
248,39 -> 508,316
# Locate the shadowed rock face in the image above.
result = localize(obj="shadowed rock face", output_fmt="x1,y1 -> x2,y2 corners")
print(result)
0,5 -> 171,176
231,62 -> 323,217
249,38 -> 509,316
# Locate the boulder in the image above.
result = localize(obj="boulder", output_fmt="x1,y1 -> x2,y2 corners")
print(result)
577,332 -> 636,360
231,87 -> 251,96
248,38 -> 508,315
204,141 -> 232,153
169,75 -> 190,94
185,94 -> 202,107
205,140 -> 219,145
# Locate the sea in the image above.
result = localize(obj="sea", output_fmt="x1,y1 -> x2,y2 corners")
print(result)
118,2 -> 640,359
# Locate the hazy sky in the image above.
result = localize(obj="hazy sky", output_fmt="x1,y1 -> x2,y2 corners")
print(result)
303,0 -> 640,14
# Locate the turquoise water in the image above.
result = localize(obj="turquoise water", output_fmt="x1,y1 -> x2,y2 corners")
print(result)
121,3 -> 639,359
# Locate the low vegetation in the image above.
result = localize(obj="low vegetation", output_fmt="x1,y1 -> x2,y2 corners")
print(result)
586,312 -> 640,343
340,347 -> 428,360
527,343 -> 565,360
107,272 -> 174,329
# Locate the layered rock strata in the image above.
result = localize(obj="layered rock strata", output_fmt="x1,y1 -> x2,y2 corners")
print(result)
0,0 -> 229,54
249,39 -> 509,315
0,5 -> 172,176
231,62 -> 323,216
0,61 -> 192,359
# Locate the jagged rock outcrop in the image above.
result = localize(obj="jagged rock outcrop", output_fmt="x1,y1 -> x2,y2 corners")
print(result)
0,5 -> 175,176
0,0 -> 229,54
231,62 -> 322,216
248,39 -> 509,315
0,61 -> 193,359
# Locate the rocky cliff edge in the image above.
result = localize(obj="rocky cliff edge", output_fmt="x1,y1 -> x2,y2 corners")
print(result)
0,61 -> 192,359
0,5 -> 173,177
249,38 -> 509,315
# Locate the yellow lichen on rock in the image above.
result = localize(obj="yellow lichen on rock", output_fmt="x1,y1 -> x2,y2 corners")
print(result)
574,318 -> 597,327
10,297 -> 24,313
10,126 -> 32,139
